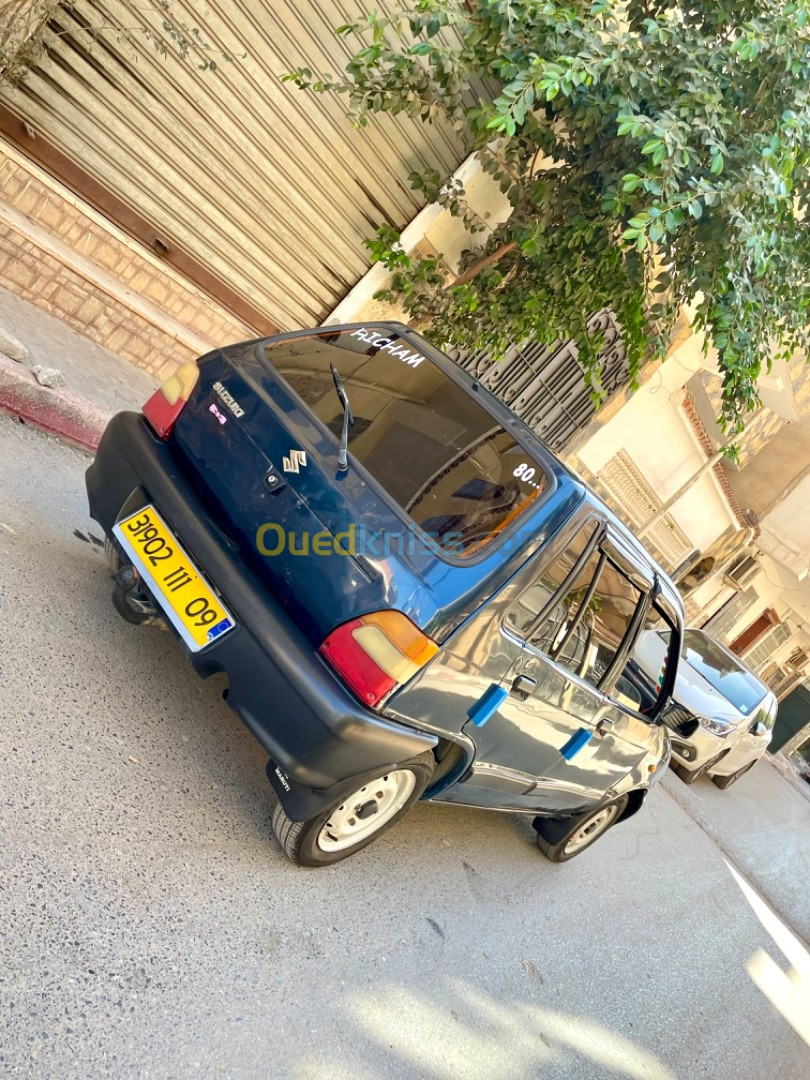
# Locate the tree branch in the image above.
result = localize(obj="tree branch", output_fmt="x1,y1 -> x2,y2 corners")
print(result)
454,240 -> 518,285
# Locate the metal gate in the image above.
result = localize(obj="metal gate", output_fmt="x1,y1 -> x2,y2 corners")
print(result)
451,310 -> 630,453
771,683 -> 810,752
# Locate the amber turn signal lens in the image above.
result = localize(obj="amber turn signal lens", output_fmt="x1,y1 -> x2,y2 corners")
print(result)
160,363 -> 200,406
142,362 -> 200,439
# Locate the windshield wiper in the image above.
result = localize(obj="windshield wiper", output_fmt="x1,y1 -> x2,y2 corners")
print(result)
330,362 -> 354,472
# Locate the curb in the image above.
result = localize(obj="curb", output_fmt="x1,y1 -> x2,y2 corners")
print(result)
0,353 -> 108,452
767,752 -> 810,806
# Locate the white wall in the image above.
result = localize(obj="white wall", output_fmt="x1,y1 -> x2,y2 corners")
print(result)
668,471 -> 736,554
761,474 -> 810,579
575,336 -> 737,555
576,336 -> 703,475
328,153 -> 512,324
756,555 -> 810,635
423,167 -> 513,273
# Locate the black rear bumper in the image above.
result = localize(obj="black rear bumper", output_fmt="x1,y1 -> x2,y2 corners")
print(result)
86,412 -> 435,813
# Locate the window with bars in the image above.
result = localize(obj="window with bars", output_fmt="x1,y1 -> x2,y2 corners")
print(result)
450,311 -> 630,453
593,451 -> 693,571
745,621 -> 793,674
702,586 -> 759,642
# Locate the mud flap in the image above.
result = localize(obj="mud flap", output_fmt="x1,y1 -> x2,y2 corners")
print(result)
266,760 -> 403,822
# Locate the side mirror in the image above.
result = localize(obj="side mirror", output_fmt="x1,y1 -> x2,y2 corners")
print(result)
751,721 -> 768,738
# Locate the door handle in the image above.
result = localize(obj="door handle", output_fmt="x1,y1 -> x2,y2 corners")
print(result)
510,674 -> 537,701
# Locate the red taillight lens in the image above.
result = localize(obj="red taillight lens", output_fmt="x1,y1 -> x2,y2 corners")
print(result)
142,362 -> 200,439
320,610 -> 439,706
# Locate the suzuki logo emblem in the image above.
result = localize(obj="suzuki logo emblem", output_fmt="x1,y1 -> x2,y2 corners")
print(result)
282,450 -> 307,474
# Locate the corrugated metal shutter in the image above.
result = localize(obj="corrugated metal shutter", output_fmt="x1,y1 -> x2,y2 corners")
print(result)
0,0 -> 471,329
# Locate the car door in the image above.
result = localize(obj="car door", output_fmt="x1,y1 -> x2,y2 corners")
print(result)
440,520 -> 666,813
384,513 -> 599,809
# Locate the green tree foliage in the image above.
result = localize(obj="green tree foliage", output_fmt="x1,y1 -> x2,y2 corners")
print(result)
285,1 -> 810,431
0,1 -> 241,88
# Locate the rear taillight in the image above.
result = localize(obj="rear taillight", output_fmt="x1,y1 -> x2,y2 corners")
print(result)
320,610 -> 439,707
142,362 -> 200,439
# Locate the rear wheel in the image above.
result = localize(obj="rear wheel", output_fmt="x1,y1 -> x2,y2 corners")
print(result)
711,759 -> 757,790
105,534 -> 123,575
271,751 -> 435,867
534,796 -> 628,863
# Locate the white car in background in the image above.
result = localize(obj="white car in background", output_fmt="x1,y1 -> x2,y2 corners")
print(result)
633,627 -> 777,789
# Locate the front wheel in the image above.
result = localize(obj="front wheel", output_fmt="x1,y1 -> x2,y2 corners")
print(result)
711,759 -> 757,789
672,749 -> 727,785
534,795 -> 628,863
271,751 -> 435,867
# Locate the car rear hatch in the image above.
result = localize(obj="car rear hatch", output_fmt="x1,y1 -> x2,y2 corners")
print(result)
171,324 -> 552,644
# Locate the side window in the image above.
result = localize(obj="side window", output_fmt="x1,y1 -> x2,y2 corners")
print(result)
505,522 -> 599,641
754,696 -> 778,731
541,548 -> 604,673
570,560 -> 644,688
620,608 -> 677,714
507,524 -> 645,689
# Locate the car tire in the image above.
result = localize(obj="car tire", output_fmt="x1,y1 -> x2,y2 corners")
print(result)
672,750 -> 727,785
534,795 -> 629,863
270,751 -> 435,867
711,759 -> 757,790
105,534 -> 123,575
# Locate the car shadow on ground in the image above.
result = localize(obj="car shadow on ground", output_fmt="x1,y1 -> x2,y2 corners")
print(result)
74,541 -> 534,867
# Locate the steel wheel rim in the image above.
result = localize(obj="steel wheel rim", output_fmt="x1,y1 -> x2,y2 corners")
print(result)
317,770 -> 416,853
563,803 -> 620,855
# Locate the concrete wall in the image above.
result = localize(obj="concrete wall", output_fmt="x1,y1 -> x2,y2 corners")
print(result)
733,413 -> 810,520
329,154 -> 512,326
574,336 -> 737,557
761,474 -> 810,580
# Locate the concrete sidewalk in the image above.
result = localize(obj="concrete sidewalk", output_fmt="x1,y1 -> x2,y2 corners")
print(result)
0,285 -> 159,450
661,759 -> 810,943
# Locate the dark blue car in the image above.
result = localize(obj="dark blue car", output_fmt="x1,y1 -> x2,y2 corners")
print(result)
87,323 -> 684,866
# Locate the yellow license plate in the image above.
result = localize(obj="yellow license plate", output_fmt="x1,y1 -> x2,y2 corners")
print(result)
113,505 -> 235,652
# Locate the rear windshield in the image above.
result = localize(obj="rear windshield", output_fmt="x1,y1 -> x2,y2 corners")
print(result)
662,629 -> 766,715
266,327 -> 547,557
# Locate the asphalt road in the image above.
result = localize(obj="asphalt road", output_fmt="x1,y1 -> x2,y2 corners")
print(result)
1,413 -> 808,1079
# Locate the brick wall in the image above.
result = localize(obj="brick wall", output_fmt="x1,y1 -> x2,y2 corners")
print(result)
0,147 -> 251,374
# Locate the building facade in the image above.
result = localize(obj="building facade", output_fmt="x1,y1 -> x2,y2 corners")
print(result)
0,0 -> 472,367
